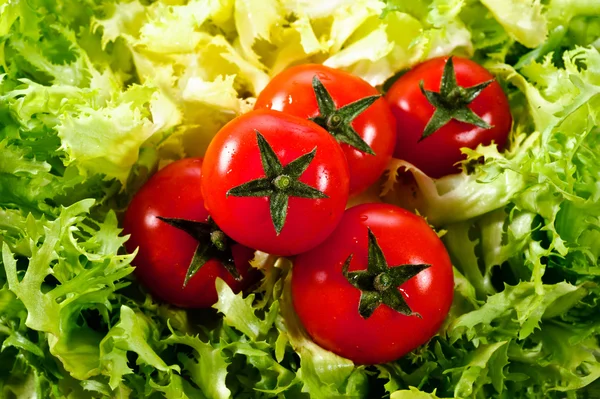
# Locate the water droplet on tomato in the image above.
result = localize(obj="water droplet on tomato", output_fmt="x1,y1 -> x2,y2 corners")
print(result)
315,271 -> 327,284
359,215 -> 368,222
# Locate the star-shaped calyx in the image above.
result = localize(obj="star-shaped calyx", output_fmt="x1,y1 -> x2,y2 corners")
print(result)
309,76 -> 380,155
157,216 -> 241,288
419,56 -> 494,141
342,228 -> 431,319
226,131 -> 327,235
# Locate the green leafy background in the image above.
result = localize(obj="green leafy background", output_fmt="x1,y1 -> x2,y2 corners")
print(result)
1,0 -> 600,397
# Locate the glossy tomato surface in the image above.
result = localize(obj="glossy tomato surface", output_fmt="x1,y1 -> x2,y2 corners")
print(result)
386,56 -> 512,178
291,203 -> 454,364
201,109 -> 350,256
123,158 -> 257,308
255,64 -> 396,195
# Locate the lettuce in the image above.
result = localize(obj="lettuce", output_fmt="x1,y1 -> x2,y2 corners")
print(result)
479,0 -> 547,48
1,0 -> 600,398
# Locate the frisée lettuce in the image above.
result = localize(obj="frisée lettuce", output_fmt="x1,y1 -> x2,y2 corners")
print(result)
1,0 -> 600,398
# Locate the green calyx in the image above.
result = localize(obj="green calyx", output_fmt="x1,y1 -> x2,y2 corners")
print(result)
226,131 -> 328,235
309,76 -> 379,155
157,216 -> 241,287
419,56 -> 494,141
342,228 -> 431,319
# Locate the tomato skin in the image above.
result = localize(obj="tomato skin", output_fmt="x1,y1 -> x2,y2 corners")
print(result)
201,109 -> 350,256
255,64 -> 396,195
291,203 -> 454,365
385,56 -> 512,178
123,158 -> 257,309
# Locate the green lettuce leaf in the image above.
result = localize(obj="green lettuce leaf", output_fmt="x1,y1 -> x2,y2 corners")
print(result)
479,0 -> 547,48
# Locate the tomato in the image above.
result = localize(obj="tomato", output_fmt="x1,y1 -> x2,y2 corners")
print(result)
291,203 -> 454,365
385,56 -> 512,178
123,158 -> 258,309
255,64 -> 396,196
201,109 -> 349,256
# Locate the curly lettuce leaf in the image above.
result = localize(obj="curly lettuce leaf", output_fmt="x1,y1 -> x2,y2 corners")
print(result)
2,201 -> 134,379
1,4 -> 179,185
479,0 -> 547,48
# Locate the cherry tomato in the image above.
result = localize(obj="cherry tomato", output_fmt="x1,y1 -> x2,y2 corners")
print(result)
385,56 -> 512,178
201,109 -> 350,256
291,203 -> 454,365
255,64 -> 396,195
123,158 -> 258,308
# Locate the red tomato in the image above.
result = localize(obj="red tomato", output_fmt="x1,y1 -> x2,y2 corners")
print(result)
291,203 -> 454,365
123,158 -> 258,308
386,56 -> 512,178
201,109 -> 349,256
255,64 -> 396,195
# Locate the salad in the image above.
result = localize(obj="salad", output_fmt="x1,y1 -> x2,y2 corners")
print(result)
1,0 -> 600,398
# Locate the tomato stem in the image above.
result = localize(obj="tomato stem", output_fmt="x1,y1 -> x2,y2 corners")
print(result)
157,216 -> 242,286
327,114 -> 343,129
373,273 -> 392,292
419,56 -> 494,141
273,175 -> 292,191
210,230 -> 227,251
342,228 -> 430,319
227,131 -> 328,235
309,76 -> 378,156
